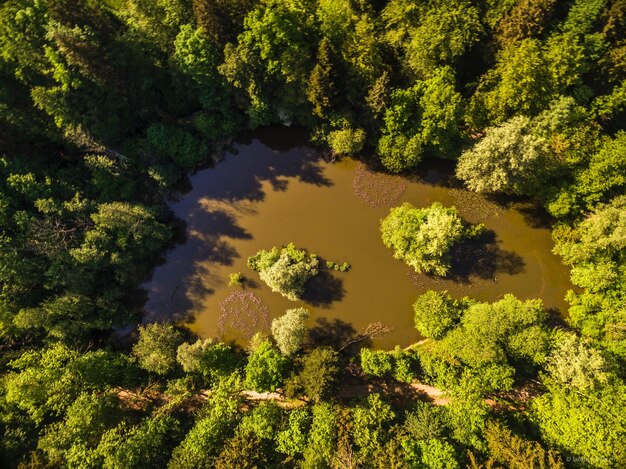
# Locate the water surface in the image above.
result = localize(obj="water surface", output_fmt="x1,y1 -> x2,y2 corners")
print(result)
143,128 -> 573,348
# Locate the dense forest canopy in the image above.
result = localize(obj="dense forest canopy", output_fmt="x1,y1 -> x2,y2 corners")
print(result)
0,0 -> 625,467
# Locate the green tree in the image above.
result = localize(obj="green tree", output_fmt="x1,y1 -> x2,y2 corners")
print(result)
169,376 -> 242,468
440,295 -> 551,372
307,37 -> 337,119
543,332 -> 612,392
132,323 -> 183,376
532,384 -> 626,468
97,414 -> 181,469
456,116 -> 548,195
360,348 -> 394,378
276,408 -> 311,456
37,392 -> 120,466
239,402 -> 282,441
70,202 -> 171,284
413,290 -> 467,339
381,202 -> 474,276
288,347 -> 339,403
248,244 -> 319,300
378,68 -> 463,172
244,339 -> 289,392
404,0 -> 483,77
4,344 -> 132,424
177,339 -> 240,384
484,421 -> 565,469
302,403 -> 338,467
327,125 -> 366,156
214,428 -> 270,469
467,39 -> 552,126
351,394 -> 395,459
271,307 -> 310,356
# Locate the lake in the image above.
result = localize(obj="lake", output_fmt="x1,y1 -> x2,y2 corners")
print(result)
143,127 -> 574,348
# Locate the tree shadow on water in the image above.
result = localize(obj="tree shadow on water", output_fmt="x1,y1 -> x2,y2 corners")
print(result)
301,271 -> 346,308
448,229 -> 525,283
188,136 -> 333,203
307,317 -> 364,348
142,210 -> 252,323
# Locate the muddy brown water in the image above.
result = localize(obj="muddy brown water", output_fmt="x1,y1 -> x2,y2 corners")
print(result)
143,128 -> 574,349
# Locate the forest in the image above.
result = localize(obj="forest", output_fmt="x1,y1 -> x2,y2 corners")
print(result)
0,0 -> 625,467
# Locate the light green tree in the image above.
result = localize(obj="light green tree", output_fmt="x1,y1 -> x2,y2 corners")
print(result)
413,290 -> 467,339
271,308 -> 310,356
244,339 -> 289,392
456,116 -> 547,195
132,323 -> 183,376
248,244 -> 319,300
380,202 -> 473,276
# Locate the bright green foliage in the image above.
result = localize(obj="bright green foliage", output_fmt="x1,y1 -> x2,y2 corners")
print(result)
380,202 -> 472,276
271,307 -> 310,356
467,34 -> 591,127
389,347 -> 417,383
288,347 -> 340,402
177,339 -> 240,384
361,347 -> 416,383
550,132 -> 626,217
228,272 -> 244,286
378,68 -> 463,172
169,376 -> 243,468
440,295 -> 550,371
552,195 -> 626,356
468,39 -> 551,125
484,421 -> 565,469
413,438 -> 460,469
70,202 -> 171,284
276,408 -> 311,456
351,394 -> 395,459
446,390 -> 489,451
96,414 -> 181,469
37,392 -> 120,466
543,332 -> 612,392
360,348 -> 394,378
4,344 -> 132,424
302,403 -> 338,467
132,323 -> 184,376
244,339 -> 289,392
248,244 -> 319,300
404,0 -> 483,77
327,126 -> 366,156
239,402 -> 282,440
532,384 -> 626,468
0,0 -> 625,465
413,290 -> 466,339
456,116 -> 547,195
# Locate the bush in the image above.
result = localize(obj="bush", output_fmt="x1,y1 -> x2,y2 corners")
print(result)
271,308 -> 310,356
244,340 -> 290,392
248,244 -> 319,300
227,272 -> 244,286
413,290 -> 467,339
381,202 -> 475,276
132,324 -> 183,376
327,126 -> 366,155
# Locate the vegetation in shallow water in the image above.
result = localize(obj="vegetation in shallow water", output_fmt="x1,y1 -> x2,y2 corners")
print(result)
247,243 -> 320,300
